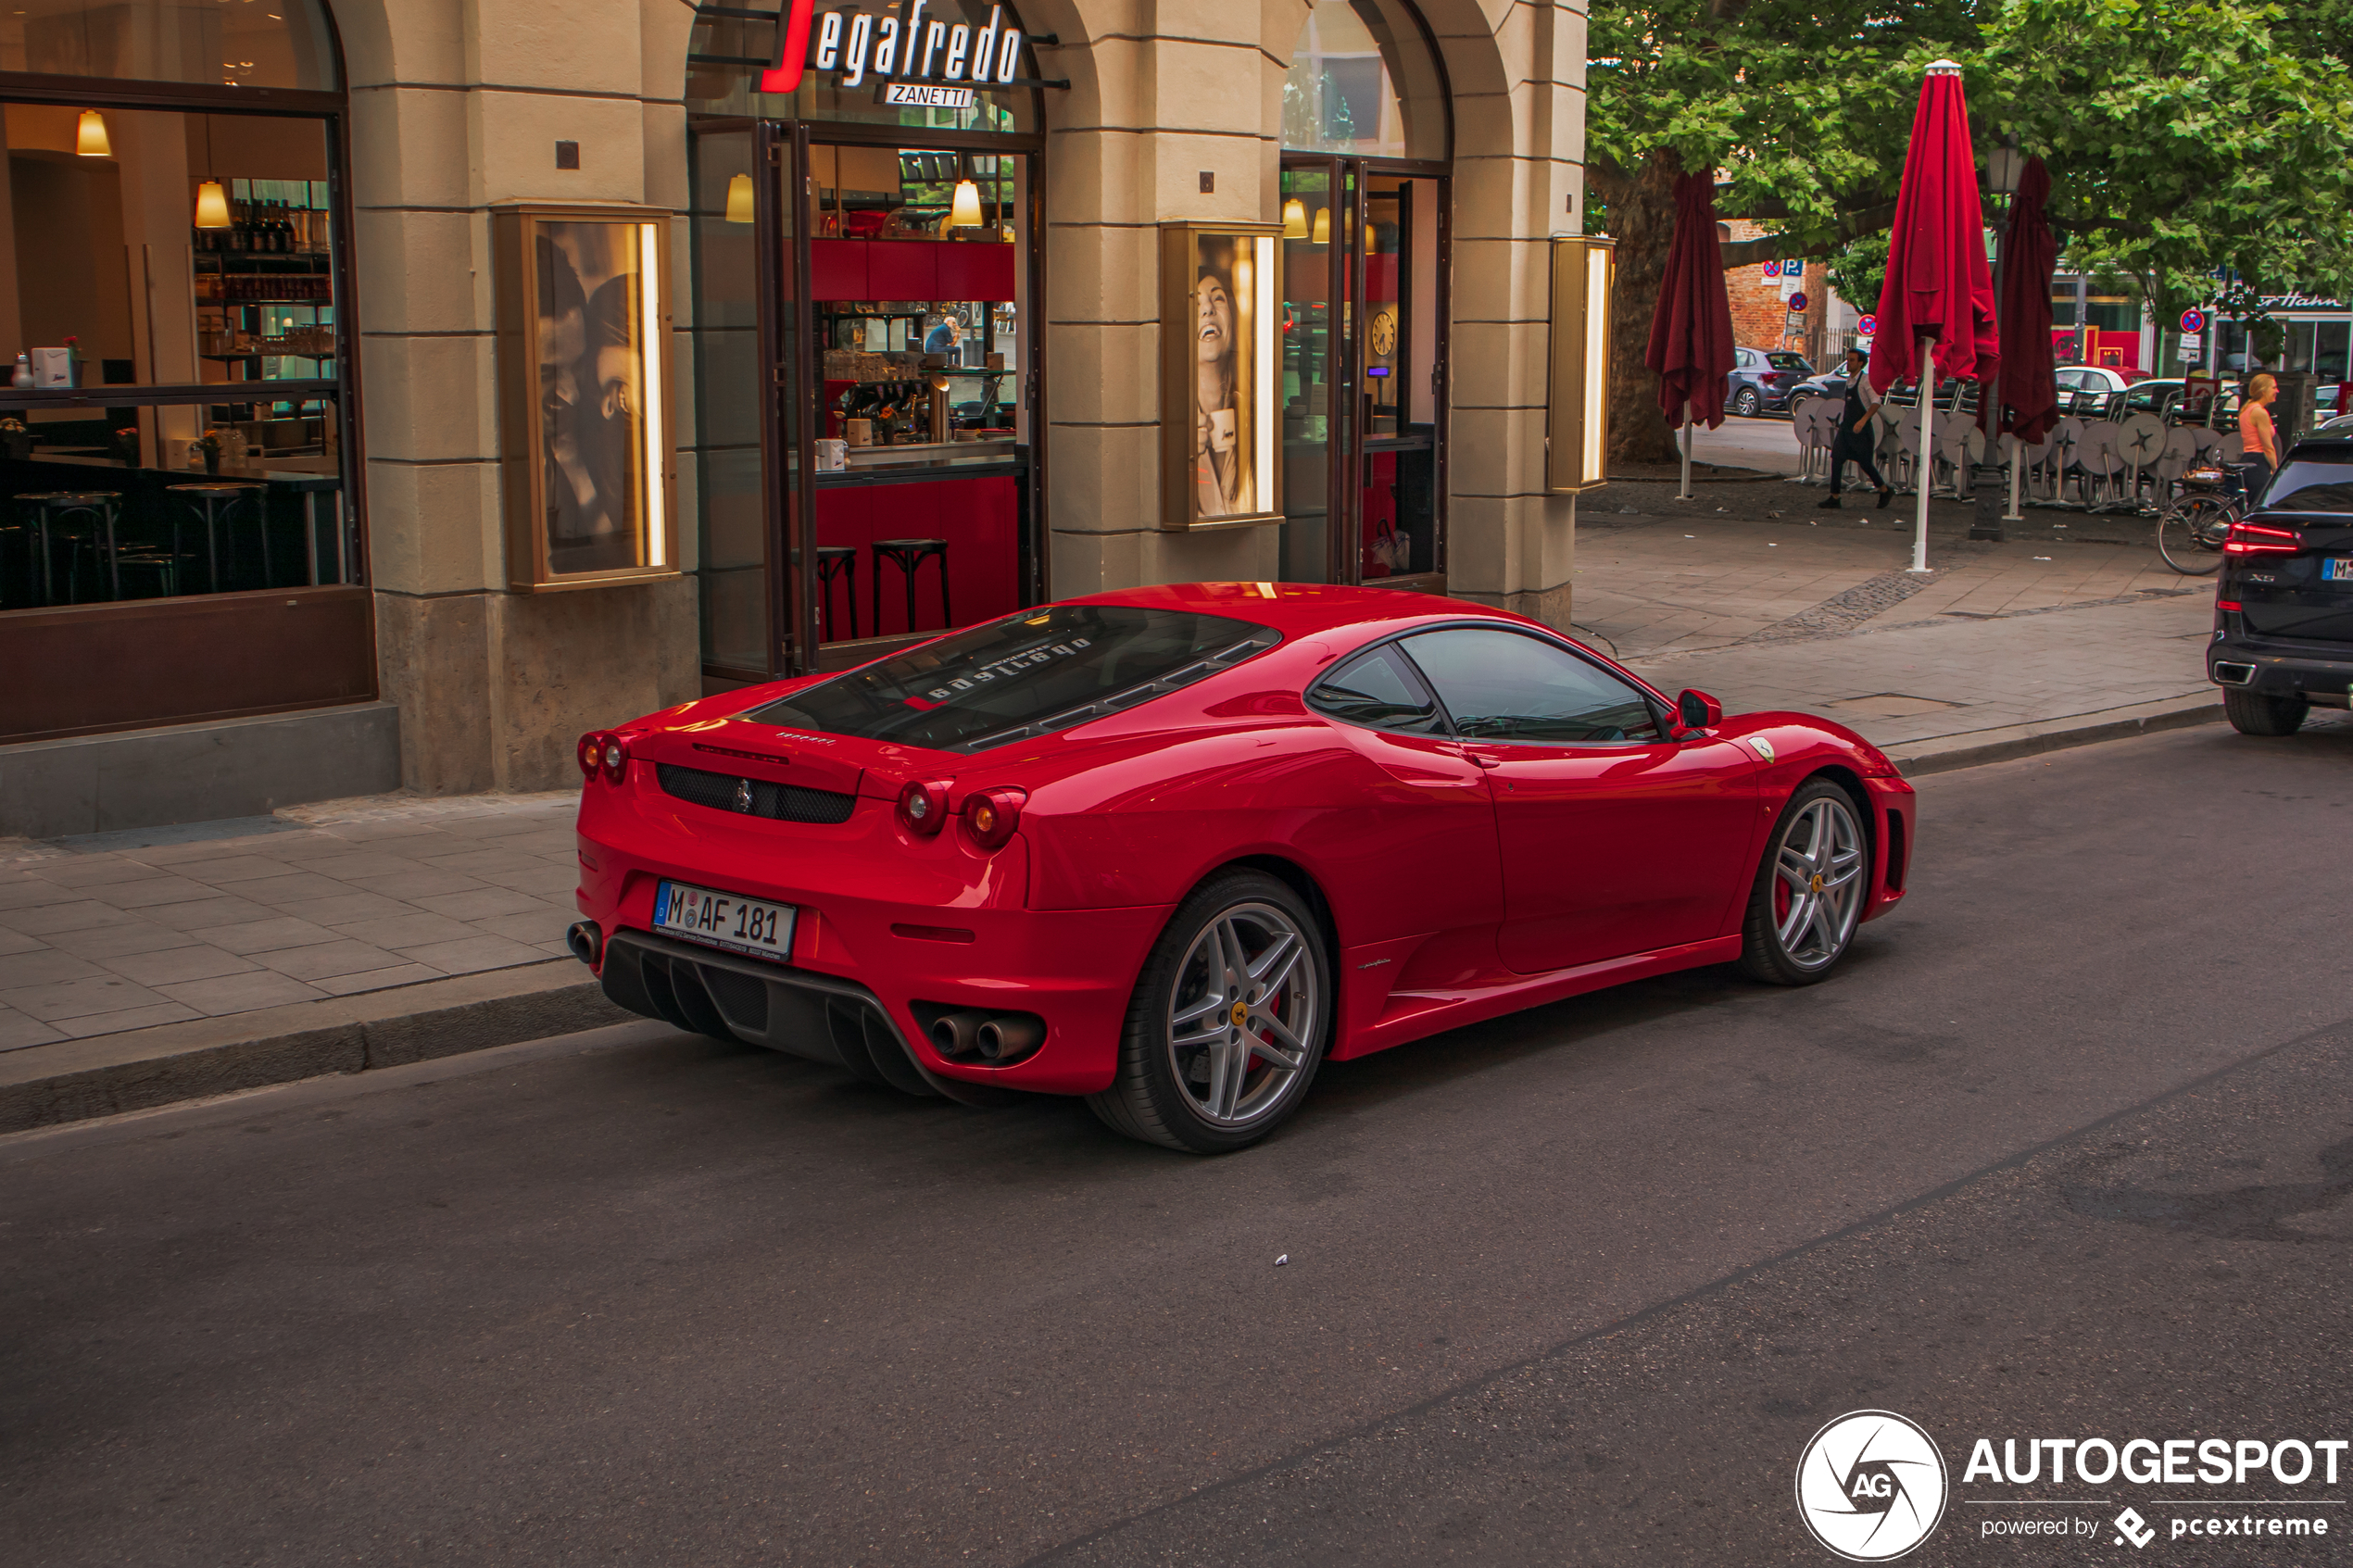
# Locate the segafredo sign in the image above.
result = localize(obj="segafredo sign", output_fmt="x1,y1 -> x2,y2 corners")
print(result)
760,1 -> 1026,95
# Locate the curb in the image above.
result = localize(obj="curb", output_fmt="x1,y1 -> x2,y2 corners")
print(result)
0,960 -> 628,1135
1889,694 -> 2225,777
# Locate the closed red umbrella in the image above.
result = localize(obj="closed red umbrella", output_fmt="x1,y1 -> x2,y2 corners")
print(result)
1983,156 -> 2059,447
1869,61 -> 1998,571
1644,172 -> 1735,497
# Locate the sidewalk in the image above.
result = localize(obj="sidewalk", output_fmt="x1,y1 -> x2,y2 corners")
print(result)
0,491 -> 2274,1129
0,791 -> 579,1047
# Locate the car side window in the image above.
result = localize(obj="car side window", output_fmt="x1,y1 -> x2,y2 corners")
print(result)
1307,645 -> 1449,735
1398,628 -> 1663,745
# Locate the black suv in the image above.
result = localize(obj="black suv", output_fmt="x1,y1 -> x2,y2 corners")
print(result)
2208,433 -> 2353,734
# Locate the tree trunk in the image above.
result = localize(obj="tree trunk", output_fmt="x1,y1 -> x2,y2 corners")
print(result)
1598,153 -> 1683,466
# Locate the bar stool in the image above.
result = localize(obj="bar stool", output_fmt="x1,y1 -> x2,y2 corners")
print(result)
166,483 -> 269,593
815,545 -> 858,641
15,492 -> 122,604
872,537 -> 950,636
112,547 -> 182,599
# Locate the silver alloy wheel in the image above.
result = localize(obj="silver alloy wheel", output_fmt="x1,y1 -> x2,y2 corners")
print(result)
1770,795 -> 1865,970
1164,900 -> 1320,1128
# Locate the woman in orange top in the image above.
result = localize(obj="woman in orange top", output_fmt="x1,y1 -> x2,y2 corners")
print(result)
2239,370 -> 2280,495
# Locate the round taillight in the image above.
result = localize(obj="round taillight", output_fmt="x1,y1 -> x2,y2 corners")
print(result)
961,786 -> 1026,851
898,780 -> 950,837
576,730 -> 609,782
597,733 -> 630,785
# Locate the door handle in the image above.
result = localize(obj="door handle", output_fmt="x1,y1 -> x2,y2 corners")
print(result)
1464,752 -> 1500,771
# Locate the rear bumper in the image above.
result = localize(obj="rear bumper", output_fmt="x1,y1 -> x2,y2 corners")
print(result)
2208,633 -> 2353,708
598,930 -> 1012,1104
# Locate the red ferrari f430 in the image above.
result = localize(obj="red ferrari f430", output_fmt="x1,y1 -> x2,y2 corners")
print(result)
571,584 -> 1914,1151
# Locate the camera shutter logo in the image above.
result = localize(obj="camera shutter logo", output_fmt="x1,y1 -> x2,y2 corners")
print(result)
1794,1410 -> 1948,1561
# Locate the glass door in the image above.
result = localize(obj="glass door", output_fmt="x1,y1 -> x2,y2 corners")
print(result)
1279,156 -> 1445,587
1278,157 -> 1344,583
1358,170 -> 1444,588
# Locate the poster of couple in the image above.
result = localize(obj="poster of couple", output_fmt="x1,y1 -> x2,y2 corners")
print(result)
535,221 -> 651,575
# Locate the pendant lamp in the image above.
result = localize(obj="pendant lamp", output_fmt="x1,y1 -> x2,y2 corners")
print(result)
75,110 -> 111,157
1310,207 -> 1329,245
949,179 -> 983,228
193,116 -> 230,228
724,172 -> 755,223
1281,198 -> 1307,240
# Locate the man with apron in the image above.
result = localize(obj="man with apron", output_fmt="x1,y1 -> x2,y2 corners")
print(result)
1820,348 -> 1894,509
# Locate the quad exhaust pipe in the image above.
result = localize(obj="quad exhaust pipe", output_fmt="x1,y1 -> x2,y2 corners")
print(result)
929,1008 -> 1047,1066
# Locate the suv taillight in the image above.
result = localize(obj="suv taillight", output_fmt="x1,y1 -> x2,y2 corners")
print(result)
2222,521 -> 2300,556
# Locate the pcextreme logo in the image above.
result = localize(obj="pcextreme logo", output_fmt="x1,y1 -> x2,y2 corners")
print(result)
1796,1411 -> 1951,1562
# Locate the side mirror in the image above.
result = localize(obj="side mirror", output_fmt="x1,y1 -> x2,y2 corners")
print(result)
1676,689 -> 1723,734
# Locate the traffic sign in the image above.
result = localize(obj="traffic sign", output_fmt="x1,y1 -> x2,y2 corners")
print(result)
1762,259 -> 1781,278
1787,292 -> 1809,313
1857,313 -> 1878,335
2181,307 -> 2207,333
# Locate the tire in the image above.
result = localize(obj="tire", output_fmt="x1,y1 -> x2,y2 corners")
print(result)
2157,495 -> 2232,574
2224,688 -> 2309,736
1738,780 -> 1869,986
1733,387 -> 1762,417
1088,870 -> 1331,1153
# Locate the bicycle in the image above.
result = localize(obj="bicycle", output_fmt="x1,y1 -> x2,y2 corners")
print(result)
2155,465 -> 2245,574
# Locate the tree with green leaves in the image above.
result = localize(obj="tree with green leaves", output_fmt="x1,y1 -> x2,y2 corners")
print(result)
1587,0 -> 2353,462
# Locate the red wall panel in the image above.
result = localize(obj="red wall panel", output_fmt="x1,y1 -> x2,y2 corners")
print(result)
864,241 -> 937,301
811,239 -> 868,302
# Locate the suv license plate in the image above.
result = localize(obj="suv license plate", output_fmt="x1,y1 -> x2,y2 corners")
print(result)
652,880 -> 795,961
2324,558 -> 2353,582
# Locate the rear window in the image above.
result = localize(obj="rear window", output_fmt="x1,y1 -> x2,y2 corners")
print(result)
749,604 -> 1279,753
1767,353 -> 1812,372
2262,458 -> 2353,514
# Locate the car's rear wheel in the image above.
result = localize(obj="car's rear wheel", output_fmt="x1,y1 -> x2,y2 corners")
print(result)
2224,688 -> 2309,736
1733,387 -> 1762,417
1088,871 -> 1330,1153
1738,780 -> 1868,986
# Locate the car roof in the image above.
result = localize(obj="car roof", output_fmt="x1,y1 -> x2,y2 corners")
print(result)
1062,582 -> 1534,642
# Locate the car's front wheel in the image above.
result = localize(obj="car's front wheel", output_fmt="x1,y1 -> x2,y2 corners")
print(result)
1733,387 -> 1762,417
1088,870 -> 1330,1153
1738,780 -> 1869,985
2224,688 -> 2309,736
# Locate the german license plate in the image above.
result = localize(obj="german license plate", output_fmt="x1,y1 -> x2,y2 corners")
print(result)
651,880 -> 795,962
2324,558 -> 2353,582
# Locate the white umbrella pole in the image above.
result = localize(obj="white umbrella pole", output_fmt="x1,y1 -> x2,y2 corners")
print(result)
1677,401 -> 1694,499
1911,339 -> 1934,572
2005,430 -> 2024,521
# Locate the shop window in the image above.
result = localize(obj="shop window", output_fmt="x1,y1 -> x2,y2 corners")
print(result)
0,102 -> 355,615
0,0 -> 363,748
1280,0 -> 1447,162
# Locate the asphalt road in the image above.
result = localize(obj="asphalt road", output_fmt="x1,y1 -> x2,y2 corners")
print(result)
6,719 -> 2352,1567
